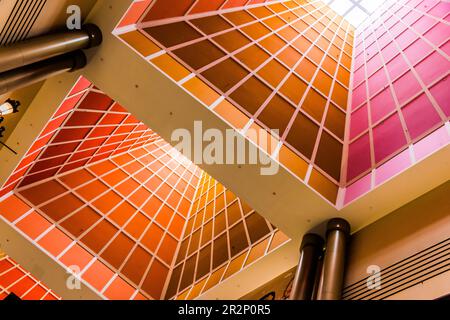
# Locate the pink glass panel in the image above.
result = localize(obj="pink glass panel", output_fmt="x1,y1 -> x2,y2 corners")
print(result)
386,54 -> 409,80
414,125 -> 450,161
353,66 -> 365,86
344,174 -> 372,205
440,40 -> 450,56
373,113 -> 407,163
347,134 -> 372,181
371,88 -> 396,123
404,38 -> 433,66
430,77 -> 450,117
350,104 -> 369,139
381,42 -> 399,63
396,30 -> 417,50
393,71 -> 422,105
412,15 -> 436,34
402,93 -> 442,140
375,149 -> 411,185
366,54 -> 383,75
368,68 -> 388,97
428,2 -> 450,19
424,23 -> 450,46
352,83 -> 367,109
415,52 -> 450,86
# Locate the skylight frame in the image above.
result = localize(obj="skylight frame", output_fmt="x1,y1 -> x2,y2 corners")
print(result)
324,0 -> 388,28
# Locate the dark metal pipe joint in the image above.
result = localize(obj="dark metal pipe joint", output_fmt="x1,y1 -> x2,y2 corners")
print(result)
290,233 -> 324,300
317,218 -> 351,300
0,24 -> 101,94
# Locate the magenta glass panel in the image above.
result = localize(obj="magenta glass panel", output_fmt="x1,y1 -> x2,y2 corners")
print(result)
350,104 -> 369,139
386,54 -> 409,80
375,149 -> 411,185
344,174 -> 371,205
424,23 -> 450,46
366,54 -> 383,75
347,134 -> 371,181
430,77 -> 450,117
378,31 -> 391,48
404,38 -> 433,65
415,52 -> 450,86
414,126 -> 450,161
368,68 -> 388,97
412,15 -> 436,34
352,83 -> 367,109
371,88 -> 396,124
402,94 -> 441,140
440,40 -> 450,56
373,113 -> 407,163
381,42 -> 399,63
428,2 -> 450,19
393,71 -> 422,105
353,66 -> 365,86
396,29 -> 417,50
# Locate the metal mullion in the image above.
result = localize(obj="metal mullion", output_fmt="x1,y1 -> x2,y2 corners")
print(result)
368,20 -> 413,147
12,88 -> 91,190
138,0 -> 299,29
306,17 -> 349,186
211,6 -> 334,127
277,10 -> 341,146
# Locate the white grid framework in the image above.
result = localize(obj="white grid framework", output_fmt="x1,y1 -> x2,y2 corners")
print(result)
324,0 -> 388,27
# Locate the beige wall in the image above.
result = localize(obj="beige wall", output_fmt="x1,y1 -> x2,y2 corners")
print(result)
343,181 -> 450,300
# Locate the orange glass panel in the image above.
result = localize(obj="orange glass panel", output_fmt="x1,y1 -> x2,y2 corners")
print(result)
151,53 -> 190,82
119,31 -> 160,57
229,76 -> 272,114
302,88 -> 327,122
38,227 -> 72,257
280,74 -> 308,105
235,44 -> 270,69
0,195 -> 30,222
141,260 -> 169,299
257,59 -> 289,87
101,233 -> 135,269
183,77 -> 221,106
157,233 -> 178,264
16,211 -> 51,239
173,40 -> 226,70
308,169 -> 339,203
141,223 -> 164,252
82,260 -> 115,291
278,145 -> 308,180
125,212 -> 151,239
214,99 -> 250,129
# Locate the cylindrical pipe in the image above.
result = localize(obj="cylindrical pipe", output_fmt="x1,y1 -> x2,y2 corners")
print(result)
0,50 -> 86,95
289,233 -> 324,300
0,24 -> 101,73
311,254 -> 323,300
316,218 -> 351,300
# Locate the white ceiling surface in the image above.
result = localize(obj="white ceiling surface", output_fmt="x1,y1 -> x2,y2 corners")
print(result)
323,0 -> 388,27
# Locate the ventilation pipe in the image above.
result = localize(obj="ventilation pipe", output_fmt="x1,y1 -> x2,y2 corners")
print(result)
0,24 -> 102,73
289,233 -> 324,300
0,51 -> 86,95
316,218 -> 351,300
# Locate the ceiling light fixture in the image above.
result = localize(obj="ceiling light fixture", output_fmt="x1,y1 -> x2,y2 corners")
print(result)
0,99 -> 20,116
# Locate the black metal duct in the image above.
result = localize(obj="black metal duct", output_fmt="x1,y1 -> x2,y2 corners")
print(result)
316,218 -> 351,300
0,50 -> 86,95
290,233 -> 324,300
0,24 -> 102,73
